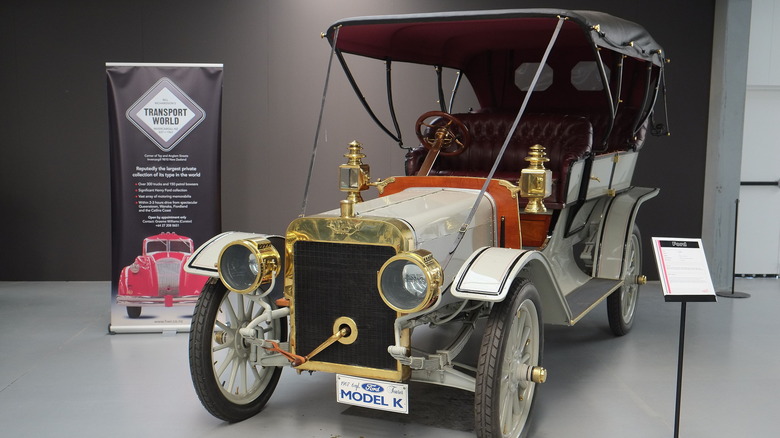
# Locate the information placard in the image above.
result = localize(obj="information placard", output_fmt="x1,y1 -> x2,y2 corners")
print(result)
652,237 -> 717,302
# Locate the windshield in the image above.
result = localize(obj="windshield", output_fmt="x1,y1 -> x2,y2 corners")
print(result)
145,238 -> 193,254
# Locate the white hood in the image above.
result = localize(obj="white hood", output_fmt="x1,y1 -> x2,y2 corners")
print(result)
323,187 -> 496,282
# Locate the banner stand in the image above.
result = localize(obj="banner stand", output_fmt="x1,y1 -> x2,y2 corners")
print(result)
716,199 -> 751,298
106,63 -> 223,334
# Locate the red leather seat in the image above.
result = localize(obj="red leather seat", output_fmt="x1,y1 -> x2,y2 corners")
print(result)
405,112 -> 593,207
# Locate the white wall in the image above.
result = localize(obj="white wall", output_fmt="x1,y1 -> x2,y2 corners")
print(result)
735,0 -> 780,275
747,0 -> 780,86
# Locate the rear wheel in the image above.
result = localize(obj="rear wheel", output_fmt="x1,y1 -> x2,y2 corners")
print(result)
126,306 -> 142,318
475,279 -> 544,438
189,280 -> 286,422
607,226 -> 642,336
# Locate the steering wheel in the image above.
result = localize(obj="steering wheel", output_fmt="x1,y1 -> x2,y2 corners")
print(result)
415,111 -> 471,156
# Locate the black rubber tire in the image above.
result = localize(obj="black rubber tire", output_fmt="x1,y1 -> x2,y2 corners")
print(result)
475,279 -> 544,438
607,226 -> 642,336
126,306 -> 142,318
189,280 -> 286,422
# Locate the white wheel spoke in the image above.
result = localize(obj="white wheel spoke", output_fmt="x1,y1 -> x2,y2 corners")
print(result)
500,372 -> 512,390
246,299 -> 255,320
520,325 -> 531,354
212,342 -> 230,353
236,296 -> 245,324
215,320 -> 229,332
512,390 -> 522,419
215,349 -> 235,379
517,309 -> 528,332
239,360 -> 247,395
250,364 -> 262,381
500,390 -> 514,434
224,298 -> 239,327
227,356 -> 240,392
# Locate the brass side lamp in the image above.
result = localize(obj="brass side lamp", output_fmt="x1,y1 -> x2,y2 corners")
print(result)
338,141 -> 371,218
339,141 -> 371,202
519,144 -> 552,213
336,140 -> 396,218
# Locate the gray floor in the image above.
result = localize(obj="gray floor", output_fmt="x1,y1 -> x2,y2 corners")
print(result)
1,279 -> 777,438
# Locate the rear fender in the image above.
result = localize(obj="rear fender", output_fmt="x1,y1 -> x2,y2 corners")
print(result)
183,231 -> 284,278
451,247 -> 571,325
594,187 -> 659,279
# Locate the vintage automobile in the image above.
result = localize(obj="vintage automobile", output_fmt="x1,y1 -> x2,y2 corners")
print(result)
116,232 -> 207,318
184,9 -> 668,437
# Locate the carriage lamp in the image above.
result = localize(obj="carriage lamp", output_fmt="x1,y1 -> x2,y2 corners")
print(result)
377,249 -> 442,313
519,144 -> 552,213
218,237 -> 280,294
339,141 -> 371,203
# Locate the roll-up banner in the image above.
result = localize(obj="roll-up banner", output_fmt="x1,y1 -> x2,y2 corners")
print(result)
107,63 -> 222,334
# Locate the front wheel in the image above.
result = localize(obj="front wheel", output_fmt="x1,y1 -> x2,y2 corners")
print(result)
475,279 -> 544,438
189,280 -> 286,422
607,226 -> 642,336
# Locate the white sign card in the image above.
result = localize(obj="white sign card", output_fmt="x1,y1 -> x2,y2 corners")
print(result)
652,237 -> 717,302
336,374 -> 409,414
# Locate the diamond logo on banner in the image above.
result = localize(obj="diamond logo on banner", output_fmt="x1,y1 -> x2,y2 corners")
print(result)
126,78 -> 206,152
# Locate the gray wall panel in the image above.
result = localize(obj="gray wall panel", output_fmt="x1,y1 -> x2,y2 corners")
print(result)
0,0 -> 715,280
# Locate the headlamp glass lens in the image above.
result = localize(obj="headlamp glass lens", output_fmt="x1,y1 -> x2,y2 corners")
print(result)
248,252 -> 259,276
402,263 -> 427,297
380,259 -> 430,311
221,245 -> 254,291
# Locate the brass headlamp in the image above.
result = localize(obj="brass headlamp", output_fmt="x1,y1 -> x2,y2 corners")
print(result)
519,144 -> 552,213
377,249 -> 443,313
218,237 -> 280,293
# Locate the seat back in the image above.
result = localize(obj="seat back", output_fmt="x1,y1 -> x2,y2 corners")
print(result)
405,112 -> 593,207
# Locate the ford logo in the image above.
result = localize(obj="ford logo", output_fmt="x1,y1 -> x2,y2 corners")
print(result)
361,383 -> 384,393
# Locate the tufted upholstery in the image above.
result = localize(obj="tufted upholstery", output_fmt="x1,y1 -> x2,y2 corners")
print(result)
405,112 -> 593,207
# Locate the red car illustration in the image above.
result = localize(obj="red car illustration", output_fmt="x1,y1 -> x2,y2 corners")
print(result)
117,233 -> 208,318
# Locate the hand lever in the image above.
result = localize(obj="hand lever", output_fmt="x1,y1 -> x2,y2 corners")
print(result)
304,326 -> 351,362
416,127 -> 450,176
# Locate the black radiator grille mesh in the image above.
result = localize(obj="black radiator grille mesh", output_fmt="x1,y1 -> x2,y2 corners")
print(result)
293,240 -> 397,370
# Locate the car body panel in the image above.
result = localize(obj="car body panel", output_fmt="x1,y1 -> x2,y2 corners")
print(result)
117,233 -> 207,307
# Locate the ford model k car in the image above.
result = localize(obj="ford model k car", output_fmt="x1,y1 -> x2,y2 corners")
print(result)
184,9 -> 668,437
116,233 -> 207,318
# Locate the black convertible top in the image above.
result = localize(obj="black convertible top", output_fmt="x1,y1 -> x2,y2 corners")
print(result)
325,9 -> 665,68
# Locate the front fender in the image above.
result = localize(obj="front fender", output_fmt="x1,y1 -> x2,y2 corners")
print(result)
450,247 -> 571,325
118,256 -> 156,296
184,231 -> 284,278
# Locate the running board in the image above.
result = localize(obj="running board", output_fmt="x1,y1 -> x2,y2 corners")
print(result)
566,278 -> 623,324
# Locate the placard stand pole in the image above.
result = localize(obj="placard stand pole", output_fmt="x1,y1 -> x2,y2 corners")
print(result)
673,301 -> 687,438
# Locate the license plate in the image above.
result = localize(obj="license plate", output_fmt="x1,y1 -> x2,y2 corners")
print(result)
336,374 -> 409,414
